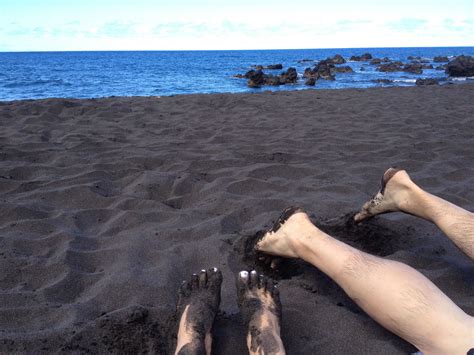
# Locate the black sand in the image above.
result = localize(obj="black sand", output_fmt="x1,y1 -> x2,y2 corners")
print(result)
1,84 -> 473,354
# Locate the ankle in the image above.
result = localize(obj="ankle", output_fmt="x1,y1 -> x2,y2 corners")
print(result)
285,213 -> 321,257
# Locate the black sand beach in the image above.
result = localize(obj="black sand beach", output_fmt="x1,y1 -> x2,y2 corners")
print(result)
1,84 -> 473,354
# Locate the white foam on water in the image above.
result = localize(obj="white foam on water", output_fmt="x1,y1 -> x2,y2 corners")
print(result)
393,79 -> 417,83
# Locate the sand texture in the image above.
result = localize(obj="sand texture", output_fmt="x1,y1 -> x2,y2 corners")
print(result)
1,84 -> 473,354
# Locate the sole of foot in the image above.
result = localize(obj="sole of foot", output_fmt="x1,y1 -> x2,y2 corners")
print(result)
354,167 -> 412,223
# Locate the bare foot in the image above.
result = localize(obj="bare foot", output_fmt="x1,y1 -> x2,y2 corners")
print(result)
354,168 -> 416,223
174,268 -> 222,355
237,270 -> 285,355
255,206 -> 312,259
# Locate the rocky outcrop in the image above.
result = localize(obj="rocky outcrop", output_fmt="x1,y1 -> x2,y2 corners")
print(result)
333,66 -> 354,73
377,62 -> 402,72
305,78 -> 316,86
327,54 -> 346,64
252,64 -> 283,70
416,78 -> 439,85
435,64 -> 447,71
280,67 -> 298,83
304,60 -> 335,80
247,70 -> 266,87
403,63 -> 423,74
433,56 -> 449,63
445,55 -> 474,77
350,53 -> 372,61
370,58 -> 382,65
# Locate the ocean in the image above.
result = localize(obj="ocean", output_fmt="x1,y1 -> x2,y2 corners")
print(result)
0,47 -> 473,101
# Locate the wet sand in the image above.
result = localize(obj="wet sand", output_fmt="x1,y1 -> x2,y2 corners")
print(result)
1,84 -> 473,354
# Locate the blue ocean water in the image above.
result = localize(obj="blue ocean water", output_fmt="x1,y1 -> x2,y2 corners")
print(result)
0,47 -> 473,101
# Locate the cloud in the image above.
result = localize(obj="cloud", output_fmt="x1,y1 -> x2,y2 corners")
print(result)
387,18 -> 428,31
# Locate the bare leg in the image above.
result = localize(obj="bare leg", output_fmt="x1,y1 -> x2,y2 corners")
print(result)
237,270 -> 285,355
354,168 -> 474,259
174,268 -> 222,355
256,209 -> 474,354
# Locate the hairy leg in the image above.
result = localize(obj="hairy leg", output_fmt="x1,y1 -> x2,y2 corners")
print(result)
237,270 -> 285,355
355,168 -> 474,259
175,268 -> 222,355
257,209 -> 473,354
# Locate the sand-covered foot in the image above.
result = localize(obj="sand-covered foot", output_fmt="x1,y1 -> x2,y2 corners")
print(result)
354,168 -> 415,223
255,206 -> 310,260
237,270 -> 285,355
174,268 -> 222,355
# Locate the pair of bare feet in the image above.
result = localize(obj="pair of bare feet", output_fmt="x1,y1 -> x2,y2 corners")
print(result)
256,167 -> 413,259
175,168 -> 474,354
174,268 -> 283,355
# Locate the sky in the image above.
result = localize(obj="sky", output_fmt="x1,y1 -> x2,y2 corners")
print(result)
0,0 -> 473,51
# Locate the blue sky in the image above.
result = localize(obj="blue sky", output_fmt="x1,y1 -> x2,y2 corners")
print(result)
1,0 -> 473,51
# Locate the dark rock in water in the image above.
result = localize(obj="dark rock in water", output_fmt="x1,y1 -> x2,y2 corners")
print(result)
333,66 -> 354,73
265,74 -> 284,86
247,70 -> 265,87
266,64 -> 283,70
435,64 -> 447,71
434,56 -> 449,62
382,57 -> 391,62
303,67 -> 319,79
305,78 -> 316,86
234,69 -> 256,79
370,58 -> 382,65
446,55 -> 474,77
372,79 -> 393,84
304,60 -> 335,80
377,62 -> 402,72
350,53 -> 372,61
315,60 -> 336,80
298,58 -> 314,63
252,64 -> 283,70
280,67 -> 298,83
403,63 -> 423,74
327,54 -> 346,64
360,67 -> 366,71
421,64 -> 433,69
416,78 -> 439,86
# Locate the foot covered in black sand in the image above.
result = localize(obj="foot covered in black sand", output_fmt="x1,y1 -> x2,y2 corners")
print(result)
174,268 -> 222,355
354,167 -> 404,223
237,270 -> 285,355
254,206 -> 307,270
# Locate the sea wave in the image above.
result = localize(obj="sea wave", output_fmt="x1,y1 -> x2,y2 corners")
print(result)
392,79 -> 417,83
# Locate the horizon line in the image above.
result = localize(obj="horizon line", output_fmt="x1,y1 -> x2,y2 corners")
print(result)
1,45 -> 473,54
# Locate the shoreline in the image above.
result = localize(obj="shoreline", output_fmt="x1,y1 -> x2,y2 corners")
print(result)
1,80 -> 474,104
1,84 -> 473,354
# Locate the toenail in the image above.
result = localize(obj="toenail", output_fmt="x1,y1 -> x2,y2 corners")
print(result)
201,269 -> 206,273
251,270 -> 257,275
240,271 -> 249,278
212,267 -> 218,272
